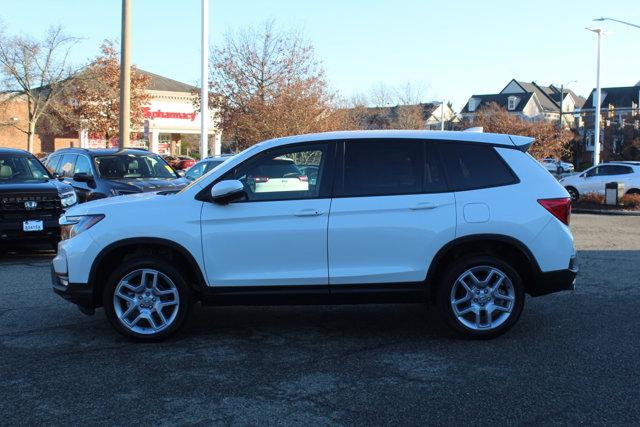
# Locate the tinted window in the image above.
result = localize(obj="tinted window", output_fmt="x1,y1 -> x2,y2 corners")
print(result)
605,165 -> 633,175
74,155 -> 93,176
341,140 -> 423,196
45,155 -> 60,174
424,143 -> 447,192
228,144 -> 327,201
57,154 -> 77,178
440,143 -> 516,191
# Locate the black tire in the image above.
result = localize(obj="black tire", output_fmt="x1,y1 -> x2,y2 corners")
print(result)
566,186 -> 579,201
436,255 -> 525,339
103,256 -> 193,341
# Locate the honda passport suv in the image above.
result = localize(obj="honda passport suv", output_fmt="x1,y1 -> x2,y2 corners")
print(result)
52,130 -> 577,341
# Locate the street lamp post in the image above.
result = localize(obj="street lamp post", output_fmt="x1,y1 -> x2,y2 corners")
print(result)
118,0 -> 132,150
586,27 -> 603,166
594,17 -> 640,29
200,0 -> 209,159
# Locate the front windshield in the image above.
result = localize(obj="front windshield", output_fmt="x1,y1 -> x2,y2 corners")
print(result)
0,154 -> 50,183
94,154 -> 177,179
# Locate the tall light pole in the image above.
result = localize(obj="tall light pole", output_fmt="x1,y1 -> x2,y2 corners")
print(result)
118,0 -> 132,150
200,0 -> 209,158
594,17 -> 640,29
440,100 -> 445,131
586,27 -> 603,166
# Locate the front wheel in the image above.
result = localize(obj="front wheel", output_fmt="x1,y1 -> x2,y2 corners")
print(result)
437,256 -> 525,339
103,256 -> 192,341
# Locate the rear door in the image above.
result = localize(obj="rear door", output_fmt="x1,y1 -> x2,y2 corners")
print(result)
328,139 -> 456,285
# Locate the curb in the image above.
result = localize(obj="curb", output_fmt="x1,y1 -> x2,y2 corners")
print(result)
572,208 -> 640,216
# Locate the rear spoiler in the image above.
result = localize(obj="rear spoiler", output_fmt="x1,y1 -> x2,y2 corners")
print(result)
509,135 -> 535,152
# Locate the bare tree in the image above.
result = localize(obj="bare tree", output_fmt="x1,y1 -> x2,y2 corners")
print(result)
206,20 -> 348,149
0,25 -> 79,152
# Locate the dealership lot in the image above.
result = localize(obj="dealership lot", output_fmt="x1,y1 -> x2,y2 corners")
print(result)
0,214 -> 639,425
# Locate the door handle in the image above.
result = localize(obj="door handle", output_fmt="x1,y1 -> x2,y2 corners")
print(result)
411,202 -> 439,210
294,209 -> 324,217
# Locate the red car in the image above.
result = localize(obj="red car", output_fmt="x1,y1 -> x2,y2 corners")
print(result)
177,156 -> 196,170
162,155 -> 196,171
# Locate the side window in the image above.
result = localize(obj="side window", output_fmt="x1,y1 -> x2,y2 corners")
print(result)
45,155 -> 60,174
340,140 -> 423,197
439,143 -> 516,191
606,165 -> 633,175
585,167 -> 598,177
57,154 -> 77,178
74,155 -> 93,176
424,143 -> 447,193
185,162 -> 206,181
228,144 -> 328,201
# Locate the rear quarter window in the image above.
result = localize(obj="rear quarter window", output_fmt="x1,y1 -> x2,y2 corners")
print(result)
439,143 -> 517,191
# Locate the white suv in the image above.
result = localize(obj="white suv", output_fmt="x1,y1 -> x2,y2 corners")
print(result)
559,161 -> 640,200
52,130 -> 577,341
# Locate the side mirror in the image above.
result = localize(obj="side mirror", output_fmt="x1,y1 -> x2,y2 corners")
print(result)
52,172 -> 63,181
73,172 -> 93,183
210,179 -> 245,204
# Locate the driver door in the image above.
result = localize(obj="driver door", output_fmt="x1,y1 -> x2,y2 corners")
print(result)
200,142 -> 334,287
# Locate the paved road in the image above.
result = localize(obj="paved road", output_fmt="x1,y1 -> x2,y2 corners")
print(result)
1,214 -> 639,425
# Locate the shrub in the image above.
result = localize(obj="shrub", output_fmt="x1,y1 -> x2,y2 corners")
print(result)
621,193 -> 640,209
580,192 -> 604,205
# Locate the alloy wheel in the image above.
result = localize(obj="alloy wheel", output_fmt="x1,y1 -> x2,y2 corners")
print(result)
112,268 -> 180,335
450,265 -> 516,331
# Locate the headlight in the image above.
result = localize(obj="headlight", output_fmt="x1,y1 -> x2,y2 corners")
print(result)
60,191 -> 77,208
59,214 -> 104,240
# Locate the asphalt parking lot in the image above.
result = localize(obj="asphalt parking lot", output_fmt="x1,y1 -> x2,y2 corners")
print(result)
1,214 -> 639,425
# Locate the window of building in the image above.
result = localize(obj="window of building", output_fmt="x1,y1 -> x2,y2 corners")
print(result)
468,98 -> 477,112
439,143 -> 517,191
507,97 -> 518,111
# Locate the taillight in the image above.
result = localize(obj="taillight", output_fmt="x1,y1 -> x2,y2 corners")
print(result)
253,176 -> 269,183
538,198 -> 571,225
298,175 -> 308,182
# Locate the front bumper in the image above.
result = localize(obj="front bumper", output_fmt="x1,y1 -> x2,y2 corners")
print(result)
530,256 -> 578,297
51,265 -> 95,312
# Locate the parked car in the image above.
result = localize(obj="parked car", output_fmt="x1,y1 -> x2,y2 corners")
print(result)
559,162 -> 640,200
44,148 -> 188,203
52,130 -> 576,341
0,148 -> 77,250
184,155 -> 234,181
540,158 -> 574,174
163,155 -> 196,171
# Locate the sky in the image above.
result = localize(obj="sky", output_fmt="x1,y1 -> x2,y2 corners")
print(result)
2,0 -> 639,109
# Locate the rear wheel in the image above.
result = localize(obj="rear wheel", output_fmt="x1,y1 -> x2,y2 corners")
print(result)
566,186 -> 579,201
437,256 -> 525,339
103,256 -> 192,341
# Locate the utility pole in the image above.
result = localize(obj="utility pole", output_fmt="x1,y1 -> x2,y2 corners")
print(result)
118,0 -> 131,150
440,101 -> 445,131
587,27 -> 603,166
558,84 -> 564,130
200,0 -> 209,158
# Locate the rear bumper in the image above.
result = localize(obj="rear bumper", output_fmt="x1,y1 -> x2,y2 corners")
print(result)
51,265 -> 94,310
530,256 -> 578,297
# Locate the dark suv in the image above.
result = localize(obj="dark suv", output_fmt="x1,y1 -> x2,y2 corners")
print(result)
0,148 -> 77,249
44,148 -> 188,202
